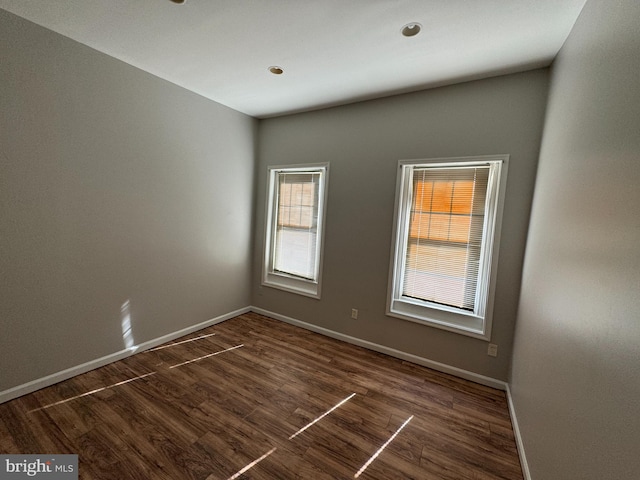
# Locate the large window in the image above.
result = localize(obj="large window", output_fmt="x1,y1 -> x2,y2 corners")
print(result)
387,155 -> 508,339
263,164 -> 329,298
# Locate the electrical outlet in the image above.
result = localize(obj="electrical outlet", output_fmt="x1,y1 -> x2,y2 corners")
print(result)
351,308 -> 358,319
487,344 -> 498,357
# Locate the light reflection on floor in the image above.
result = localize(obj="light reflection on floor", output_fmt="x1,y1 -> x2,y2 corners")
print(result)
28,372 -> 157,412
225,447 -> 277,480
289,392 -> 356,439
27,338 -> 236,412
147,333 -> 217,352
168,344 -> 244,368
224,392 -> 358,479
354,415 -> 414,478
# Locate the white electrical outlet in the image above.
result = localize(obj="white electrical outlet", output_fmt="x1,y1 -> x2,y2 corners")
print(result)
487,344 -> 498,357
351,308 -> 358,319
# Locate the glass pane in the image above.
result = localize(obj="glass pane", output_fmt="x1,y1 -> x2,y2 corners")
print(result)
403,243 -> 470,308
273,172 -> 320,280
274,227 -> 317,279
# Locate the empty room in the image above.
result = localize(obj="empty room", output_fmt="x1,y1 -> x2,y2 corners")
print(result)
1,1 -> 638,479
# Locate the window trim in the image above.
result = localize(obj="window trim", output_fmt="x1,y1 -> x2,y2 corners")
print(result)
386,155 -> 509,340
262,163 -> 329,299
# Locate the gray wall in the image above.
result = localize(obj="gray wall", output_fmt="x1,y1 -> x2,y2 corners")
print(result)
0,10 -> 257,393
509,0 -> 640,478
253,70 -> 549,380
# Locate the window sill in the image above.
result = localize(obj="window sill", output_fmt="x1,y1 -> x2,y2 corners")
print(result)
387,298 -> 489,340
262,272 -> 320,299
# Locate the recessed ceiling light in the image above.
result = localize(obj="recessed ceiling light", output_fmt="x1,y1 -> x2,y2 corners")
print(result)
401,23 -> 422,37
170,0 -> 186,4
268,66 -> 284,75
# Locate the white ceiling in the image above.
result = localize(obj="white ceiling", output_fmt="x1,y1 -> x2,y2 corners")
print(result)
0,0 -> 587,118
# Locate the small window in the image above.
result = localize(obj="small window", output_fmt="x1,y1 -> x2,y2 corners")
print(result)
263,164 -> 329,298
387,155 -> 508,339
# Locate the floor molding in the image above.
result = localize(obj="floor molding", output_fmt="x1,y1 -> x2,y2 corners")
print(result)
506,384 -> 532,480
0,306 -> 251,404
251,306 -> 508,391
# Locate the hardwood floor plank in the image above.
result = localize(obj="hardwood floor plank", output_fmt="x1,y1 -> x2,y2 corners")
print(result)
86,401 -> 188,480
0,313 -> 523,479
0,415 -> 22,454
251,448 -> 336,480
0,401 -> 48,452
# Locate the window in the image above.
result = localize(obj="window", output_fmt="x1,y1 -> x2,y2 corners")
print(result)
263,164 -> 329,298
387,155 -> 508,339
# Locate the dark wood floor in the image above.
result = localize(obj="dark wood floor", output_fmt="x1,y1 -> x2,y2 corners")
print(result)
0,313 -> 523,479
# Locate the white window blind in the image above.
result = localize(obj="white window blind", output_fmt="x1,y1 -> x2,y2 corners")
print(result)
403,166 -> 489,311
273,172 -> 320,280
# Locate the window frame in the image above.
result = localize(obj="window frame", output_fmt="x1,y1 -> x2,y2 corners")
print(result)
386,155 -> 509,340
262,163 -> 329,298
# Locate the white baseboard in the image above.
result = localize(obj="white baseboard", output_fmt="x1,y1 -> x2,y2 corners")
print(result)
506,384 -> 532,480
250,307 -> 507,391
0,306 -> 251,404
